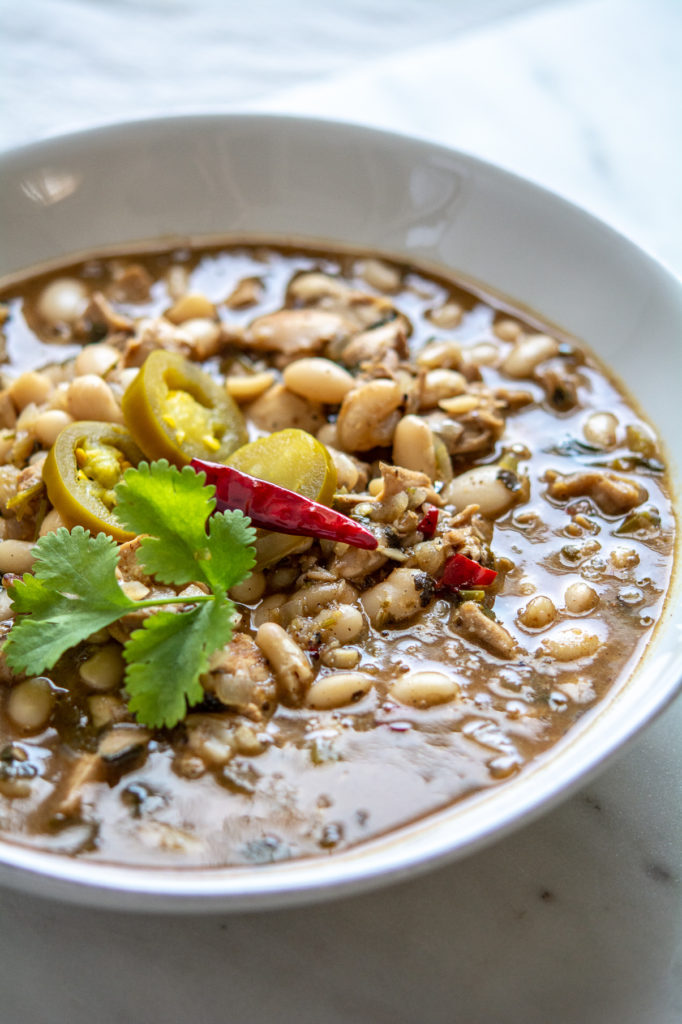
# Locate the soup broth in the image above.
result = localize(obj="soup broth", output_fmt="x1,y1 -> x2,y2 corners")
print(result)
0,244 -> 674,867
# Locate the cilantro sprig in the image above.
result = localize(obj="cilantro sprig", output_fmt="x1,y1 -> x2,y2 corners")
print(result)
3,461 -> 256,728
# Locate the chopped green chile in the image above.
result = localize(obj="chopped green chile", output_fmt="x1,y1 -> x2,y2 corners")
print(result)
0,241 -> 674,868
42,421 -> 145,541
121,349 -> 247,465
614,506 -> 662,535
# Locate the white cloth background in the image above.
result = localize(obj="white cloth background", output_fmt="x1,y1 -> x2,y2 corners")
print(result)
1,1 -> 681,1022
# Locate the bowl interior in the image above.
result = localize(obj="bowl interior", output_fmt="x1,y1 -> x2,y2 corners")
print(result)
0,115 -> 680,911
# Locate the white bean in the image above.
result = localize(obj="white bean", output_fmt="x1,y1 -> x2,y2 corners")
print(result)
7,677 -> 55,731
501,333 -> 559,378
327,447 -> 359,491
39,508 -> 67,536
416,340 -> 462,370
314,603 -> 364,643
336,379 -> 403,451
75,343 -> 120,378
16,402 -> 40,431
34,409 -> 73,447
255,622 -> 313,701
493,319 -> 522,342
165,264 -> 190,301
462,342 -> 500,367
392,415 -> 436,479
67,374 -> 124,423
287,272 -> 350,304
116,367 -> 140,391
583,411 -> 619,449
427,302 -> 462,329
361,567 -> 428,628
419,369 -> 467,409
165,292 -> 216,324
252,593 -> 286,628
321,647 -> 361,670
518,595 -> 556,630
8,371 -> 53,411
390,670 -> 460,708
37,277 -> 88,325
357,258 -> 401,293
564,581 -> 599,614
283,358 -> 354,404
79,644 -> 126,692
226,372 -> 275,404
247,383 -> 324,435
316,422 -> 339,448
229,571 -> 266,604
246,308 -> 347,357
88,694 -> 126,730
306,671 -> 374,709
179,318 -> 222,359
610,546 -> 639,569
0,539 -> 35,574
280,581 -> 357,623
443,464 -> 520,518
540,628 -> 600,662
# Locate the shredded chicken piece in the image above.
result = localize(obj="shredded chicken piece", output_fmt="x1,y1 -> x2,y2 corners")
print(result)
373,463 -> 442,511
16,460 -> 45,495
108,263 -> 153,303
493,387 -> 535,412
225,276 -> 263,309
0,391 -> 17,429
246,383 -> 325,435
287,272 -> 399,336
116,536 -> 154,586
111,538 -> 210,643
202,633 -> 275,720
339,317 -> 409,368
122,316 -> 183,366
427,388 -> 506,459
51,752 -> 102,818
244,308 -> 351,358
79,292 -> 134,338
453,602 -> 519,660
536,364 -> 580,411
544,468 -> 647,516
329,543 -> 388,581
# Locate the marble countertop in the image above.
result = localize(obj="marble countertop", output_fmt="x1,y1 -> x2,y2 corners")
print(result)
1,1 -> 680,1021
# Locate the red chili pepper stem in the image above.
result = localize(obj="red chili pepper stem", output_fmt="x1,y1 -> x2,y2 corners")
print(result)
191,458 -> 378,551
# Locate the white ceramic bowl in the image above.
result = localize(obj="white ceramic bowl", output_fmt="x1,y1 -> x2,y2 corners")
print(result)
0,115 -> 680,911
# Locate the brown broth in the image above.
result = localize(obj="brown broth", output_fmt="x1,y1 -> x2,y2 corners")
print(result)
0,244 -> 675,867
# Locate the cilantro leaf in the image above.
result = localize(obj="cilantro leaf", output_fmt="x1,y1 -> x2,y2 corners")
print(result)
123,595 -> 236,728
114,460 -> 256,594
113,460 -> 217,589
3,462 -> 256,729
4,527 -> 135,676
206,509 -> 257,590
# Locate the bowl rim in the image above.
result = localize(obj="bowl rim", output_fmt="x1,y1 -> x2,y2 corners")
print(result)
0,112 -> 680,913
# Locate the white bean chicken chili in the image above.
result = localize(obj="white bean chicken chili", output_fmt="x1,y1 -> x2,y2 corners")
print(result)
0,243 -> 674,867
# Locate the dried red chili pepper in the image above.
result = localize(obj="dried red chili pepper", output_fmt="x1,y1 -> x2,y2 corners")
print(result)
417,507 -> 439,539
437,552 -> 497,591
191,458 -> 379,550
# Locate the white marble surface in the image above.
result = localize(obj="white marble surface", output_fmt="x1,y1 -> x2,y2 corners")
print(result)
1,1 -> 681,1022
